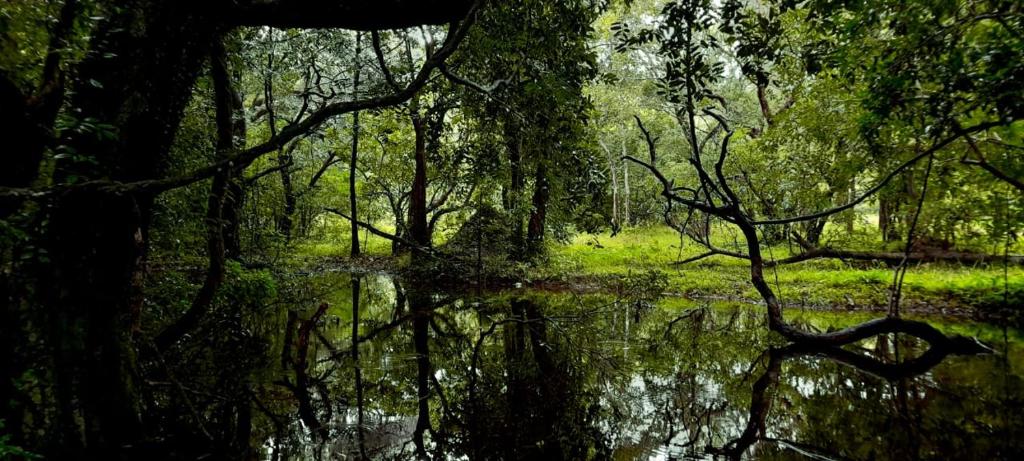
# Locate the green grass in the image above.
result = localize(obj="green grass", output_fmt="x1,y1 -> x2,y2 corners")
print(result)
293,217 -> 397,259
543,225 -> 1024,312
294,216 -> 1022,314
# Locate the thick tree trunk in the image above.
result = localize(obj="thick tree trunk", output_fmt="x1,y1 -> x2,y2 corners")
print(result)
505,124 -> 526,253
222,52 -> 247,260
409,105 -> 430,253
526,161 -> 549,259
277,153 -> 297,242
46,190 -> 148,455
0,79 -> 47,216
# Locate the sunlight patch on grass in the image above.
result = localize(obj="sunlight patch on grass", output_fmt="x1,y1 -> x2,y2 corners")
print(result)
545,225 -> 1024,310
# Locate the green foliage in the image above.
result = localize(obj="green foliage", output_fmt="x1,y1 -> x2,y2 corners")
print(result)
220,260 -> 277,308
0,419 -> 39,459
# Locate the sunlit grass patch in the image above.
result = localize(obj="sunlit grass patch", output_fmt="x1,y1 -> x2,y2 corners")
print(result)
545,225 -> 1024,312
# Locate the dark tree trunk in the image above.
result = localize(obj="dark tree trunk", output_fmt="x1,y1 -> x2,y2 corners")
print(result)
505,125 -> 525,253
0,78 -> 47,216
409,104 -> 429,255
46,190 -> 148,456
879,191 -> 900,242
802,218 -> 827,247
526,161 -> 549,259
222,46 -> 247,260
277,152 -> 297,241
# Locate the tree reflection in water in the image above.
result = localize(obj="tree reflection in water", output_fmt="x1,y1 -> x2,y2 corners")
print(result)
246,272 -> 1022,460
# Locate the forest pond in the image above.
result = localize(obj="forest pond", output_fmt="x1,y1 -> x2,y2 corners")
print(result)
240,271 -> 1024,460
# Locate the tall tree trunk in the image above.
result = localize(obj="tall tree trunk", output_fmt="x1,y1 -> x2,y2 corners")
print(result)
504,123 -> 526,253
409,103 -> 429,253
526,160 -> 549,259
273,150 -> 297,244
46,191 -> 147,455
0,79 -> 46,216
349,33 -> 363,257
403,33 -> 429,262
223,48 -> 247,261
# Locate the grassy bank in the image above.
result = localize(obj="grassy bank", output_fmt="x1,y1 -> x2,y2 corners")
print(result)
290,221 -> 1022,319
540,226 -> 1024,317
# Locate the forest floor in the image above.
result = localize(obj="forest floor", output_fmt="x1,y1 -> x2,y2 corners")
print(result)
294,225 -> 1023,323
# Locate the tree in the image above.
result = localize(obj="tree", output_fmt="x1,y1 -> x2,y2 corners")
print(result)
454,0 -> 603,261
617,0 -> 996,349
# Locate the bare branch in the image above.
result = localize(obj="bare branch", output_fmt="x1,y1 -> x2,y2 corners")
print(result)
671,249 -> 749,265
371,31 -> 401,92
308,152 -> 342,189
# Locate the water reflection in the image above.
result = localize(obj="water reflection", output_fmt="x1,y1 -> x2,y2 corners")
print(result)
253,272 -> 1023,460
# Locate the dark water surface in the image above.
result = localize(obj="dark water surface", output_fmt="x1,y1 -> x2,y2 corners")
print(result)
252,271 -> 1024,460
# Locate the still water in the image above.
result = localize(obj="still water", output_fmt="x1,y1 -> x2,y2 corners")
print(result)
249,271 -> 1024,460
